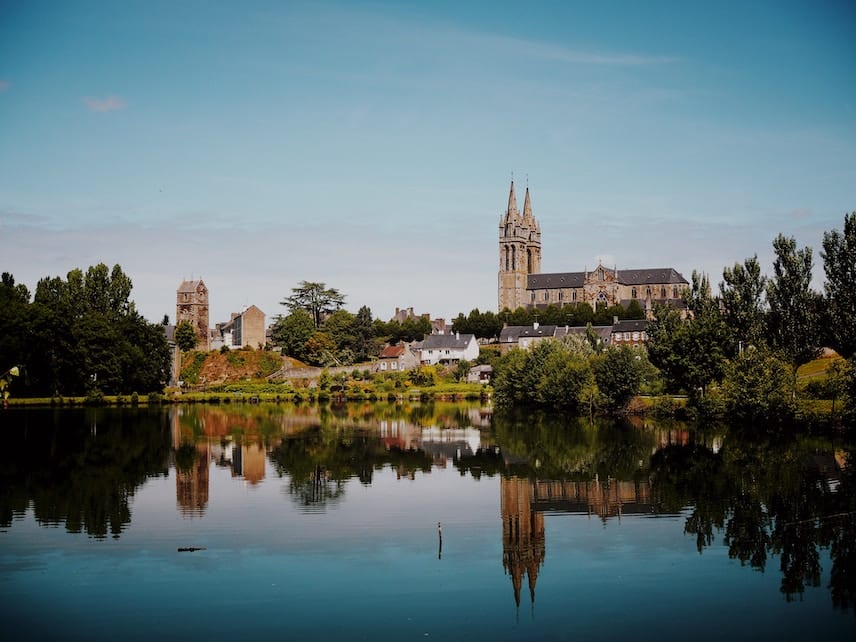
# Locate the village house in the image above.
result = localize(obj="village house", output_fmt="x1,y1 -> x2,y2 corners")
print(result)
419,332 -> 479,365
378,343 -> 419,372
214,305 -> 266,350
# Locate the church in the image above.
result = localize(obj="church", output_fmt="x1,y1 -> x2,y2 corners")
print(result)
498,180 -> 689,312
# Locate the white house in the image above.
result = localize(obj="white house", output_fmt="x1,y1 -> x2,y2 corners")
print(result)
419,332 -> 479,365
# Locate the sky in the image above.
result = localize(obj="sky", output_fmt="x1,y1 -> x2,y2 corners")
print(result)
1,0 -> 854,326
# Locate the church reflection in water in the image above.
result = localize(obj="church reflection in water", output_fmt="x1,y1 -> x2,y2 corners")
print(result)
501,475 -> 653,607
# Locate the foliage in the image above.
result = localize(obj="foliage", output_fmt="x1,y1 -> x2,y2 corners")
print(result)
180,352 -> 208,385
766,234 -> 822,367
592,346 -> 645,410
647,301 -> 728,396
270,309 -> 315,362
0,265 -> 170,396
282,281 -> 345,328
821,212 -> 856,358
721,348 -> 796,423
493,340 -> 607,411
175,320 -> 198,352
720,255 -> 767,355
374,315 -> 431,343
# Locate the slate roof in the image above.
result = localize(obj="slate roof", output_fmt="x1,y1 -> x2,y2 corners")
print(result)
499,325 -> 557,343
555,325 -> 613,344
526,268 -> 687,291
421,333 -> 476,350
612,319 -> 649,333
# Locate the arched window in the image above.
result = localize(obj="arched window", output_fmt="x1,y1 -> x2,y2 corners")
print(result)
527,248 -> 533,274
672,285 -> 678,298
645,286 -> 651,297
511,245 -> 516,270
572,290 -> 577,302
661,286 -> 666,298
631,287 -> 637,299
596,291 -> 608,306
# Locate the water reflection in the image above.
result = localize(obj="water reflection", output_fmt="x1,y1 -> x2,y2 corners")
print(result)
1,402 -> 853,614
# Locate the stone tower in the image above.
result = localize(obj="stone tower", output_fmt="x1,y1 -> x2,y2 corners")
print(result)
176,279 -> 210,351
498,180 -> 541,311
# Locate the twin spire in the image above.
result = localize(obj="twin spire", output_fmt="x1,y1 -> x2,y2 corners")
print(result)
505,178 -> 536,224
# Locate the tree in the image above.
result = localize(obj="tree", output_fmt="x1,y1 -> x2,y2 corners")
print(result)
175,320 -> 198,352
270,310 -> 315,363
646,301 -> 728,396
821,212 -> 856,358
720,255 -> 767,355
766,234 -> 822,367
283,281 -> 345,328
592,346 -> 644,410
721,348 -> 795,423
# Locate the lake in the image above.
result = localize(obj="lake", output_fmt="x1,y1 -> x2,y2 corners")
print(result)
1,402 -> 853,640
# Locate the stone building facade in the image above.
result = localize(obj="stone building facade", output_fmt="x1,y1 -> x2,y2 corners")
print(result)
176,279 -> 210,351
216,305 -> 266,349
498,180 -> 689,312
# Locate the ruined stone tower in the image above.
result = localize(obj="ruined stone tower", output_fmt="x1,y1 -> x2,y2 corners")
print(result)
176,279 -> 210,351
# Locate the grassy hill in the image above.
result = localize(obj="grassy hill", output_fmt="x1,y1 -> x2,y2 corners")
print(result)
179,349 -> 302,385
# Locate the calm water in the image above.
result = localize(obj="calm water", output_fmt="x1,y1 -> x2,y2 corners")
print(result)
1,403 -> 854,641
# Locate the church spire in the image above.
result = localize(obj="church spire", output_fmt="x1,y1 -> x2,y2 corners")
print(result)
522,185 -> 533,222
506,179 -> 520,220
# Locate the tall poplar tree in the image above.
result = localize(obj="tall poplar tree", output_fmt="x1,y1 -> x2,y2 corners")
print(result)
766,234 -> 821,367
719,255 -> 767,355
821,212 -> 856,358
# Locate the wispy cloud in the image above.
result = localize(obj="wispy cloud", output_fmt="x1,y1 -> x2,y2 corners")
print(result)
83,95 -> 126,112
0,80 -> 9,92
458,31 -> 677,66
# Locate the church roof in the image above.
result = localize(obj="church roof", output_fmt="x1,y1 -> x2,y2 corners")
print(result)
526,267 -> 687,290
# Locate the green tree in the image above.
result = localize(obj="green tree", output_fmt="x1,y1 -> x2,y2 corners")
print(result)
721,348 -> 795,423
766,234 -> 822,367
821,212 -> 856,358
592,346 -> 644,410
720,255 -> 767,355
283,281 -> 345,328
175,320 -> 198,352
271,310 -> 315,363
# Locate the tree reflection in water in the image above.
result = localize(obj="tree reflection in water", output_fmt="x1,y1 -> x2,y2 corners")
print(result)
1,403 -> 854,612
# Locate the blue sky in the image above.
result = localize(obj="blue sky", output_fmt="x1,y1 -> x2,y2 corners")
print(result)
1,0 -> 854,326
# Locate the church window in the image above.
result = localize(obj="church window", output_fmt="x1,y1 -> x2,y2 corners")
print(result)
672,285 -> 678,298
646,286 -> 651,297
631,287 -> 637,299
596,291 -> 608,306
558,291 -> 563,301
531,291 -> 535,302
661,286 -> 666,298
511,246 -> 516,270
527,249 -> 534,274
572,290 -> 577,302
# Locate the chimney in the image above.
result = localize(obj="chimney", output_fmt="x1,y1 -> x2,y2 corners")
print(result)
455,331 -> 460,340
613,315 -> 619,325
533,321 -> 539,330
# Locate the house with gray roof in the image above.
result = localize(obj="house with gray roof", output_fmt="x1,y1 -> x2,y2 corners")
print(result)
419,332 -> 479,365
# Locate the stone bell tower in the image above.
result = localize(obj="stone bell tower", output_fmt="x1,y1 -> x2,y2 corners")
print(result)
498,179 -> 541,311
